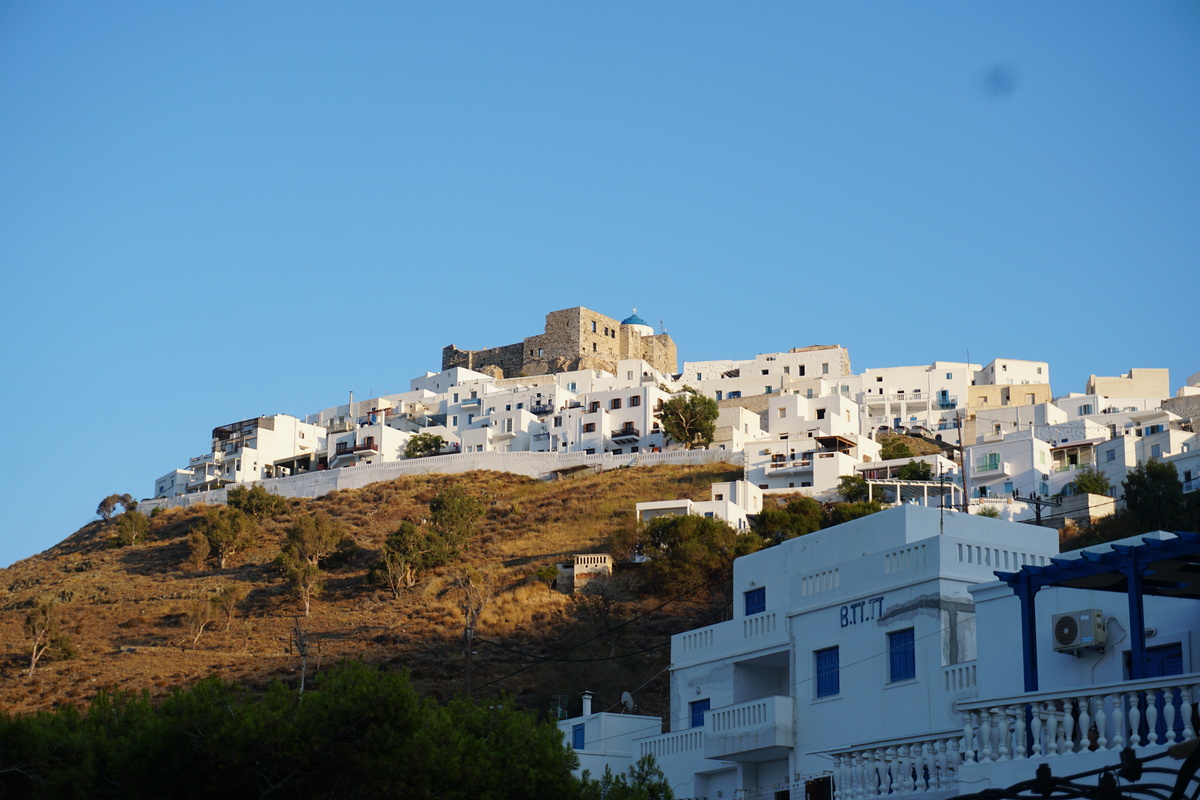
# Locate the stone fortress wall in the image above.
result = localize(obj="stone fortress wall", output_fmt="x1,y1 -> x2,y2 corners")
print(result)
442,306 -> 677,378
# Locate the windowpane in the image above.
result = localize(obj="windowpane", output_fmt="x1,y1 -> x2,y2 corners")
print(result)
816,647 -> 839,697
889,629 -> 916,682
572,724 -> 585,750
744,587 -> 765,616
690,698 -> 710,728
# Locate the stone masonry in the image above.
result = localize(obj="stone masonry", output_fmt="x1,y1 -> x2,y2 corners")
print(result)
442,307 -> 678,378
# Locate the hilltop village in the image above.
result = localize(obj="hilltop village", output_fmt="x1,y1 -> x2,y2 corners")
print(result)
149,305 -> 1200,529
56,308 -> 1200,797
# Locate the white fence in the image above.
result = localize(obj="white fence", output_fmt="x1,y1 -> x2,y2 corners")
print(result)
141,448 -> 743,513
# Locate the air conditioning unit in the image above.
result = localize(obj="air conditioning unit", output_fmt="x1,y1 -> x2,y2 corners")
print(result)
1051,610 -> 1107,653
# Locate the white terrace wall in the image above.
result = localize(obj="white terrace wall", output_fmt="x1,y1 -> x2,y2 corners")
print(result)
140,448 -> 744,512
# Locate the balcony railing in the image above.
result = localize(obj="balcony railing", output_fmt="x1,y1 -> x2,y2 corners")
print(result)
611,427 -> 641,443
639,729 -> 704,761
705,695 -> 794,762
830,729 -> 964,799
1185,477 -> 1199,494
529,403 -> 555,416
334,441 -> 379,456
959,674 -> 1200,765
938,396 -> 958,409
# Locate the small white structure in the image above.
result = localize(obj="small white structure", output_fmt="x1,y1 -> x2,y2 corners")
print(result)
636,481 -> 763,532
558,691 -> 663,778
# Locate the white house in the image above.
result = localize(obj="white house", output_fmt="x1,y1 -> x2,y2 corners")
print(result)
636,481 -> 764,532
632,505 -> 1059,800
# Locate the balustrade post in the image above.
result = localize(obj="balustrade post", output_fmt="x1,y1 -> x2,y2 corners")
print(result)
1154,690 -> 1169,745
980,709 -> 994,762
962,711 -> 976,763
1044,702 -> 1059,756
995,707 -> 1011,762
1127,693 -> 1143,747
1111,694 -> 1125,750
913,742 -> 927,792
899,744 -> 914,794
886,746 -> 900,795
1012,706 -> 1026,759
832,755 -> 845,800
1030,703 -> 1043,757
1078,696 -> 1092,753
851,752 -> 863,800
1094,695 -> 1109,751
1182,685 -> 1196,742
858,749 -> 873,799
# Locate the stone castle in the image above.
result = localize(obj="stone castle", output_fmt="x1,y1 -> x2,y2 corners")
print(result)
441,306 -> 678,378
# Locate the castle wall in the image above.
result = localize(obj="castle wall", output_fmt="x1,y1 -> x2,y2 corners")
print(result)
443,307 -> 676,378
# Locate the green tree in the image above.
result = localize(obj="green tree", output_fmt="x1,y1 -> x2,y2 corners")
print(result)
376,520 -> 456,596
656,387 -> 719,449
880,437 -> 914,460
430,485 -> 484,551
96,493 -> 121,521
643,514 -> 763,598
278,549 -> 323,616
838,474 -> 869,502
405,432 -> 447,459
112,510 -> 151,547
581,754 -> 675,800
226,484 -> 289,519
24,596 -> 75,677
827,500 -> 884,526
1070,467 -> 1112,496
211,585 -> 249,631
1122,459 -> 1185,532
976,506 -> 1002,518
194,506 -> 259,570
755,496 -> 824,543
896,459 -> 933,481
282,512 -> 353,567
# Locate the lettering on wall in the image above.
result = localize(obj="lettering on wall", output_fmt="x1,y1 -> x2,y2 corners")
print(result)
840,596 -> 884,627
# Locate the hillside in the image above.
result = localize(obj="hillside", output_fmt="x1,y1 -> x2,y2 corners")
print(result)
0,464 -> 742,719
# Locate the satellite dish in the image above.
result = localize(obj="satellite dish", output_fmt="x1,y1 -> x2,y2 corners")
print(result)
621,691 -> 635,713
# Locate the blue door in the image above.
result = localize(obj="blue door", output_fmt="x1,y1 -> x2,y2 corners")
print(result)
1129,643 -> 1184,742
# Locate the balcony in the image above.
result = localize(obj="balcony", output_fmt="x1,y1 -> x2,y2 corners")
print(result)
1185,477 -> 1199,494
704,695 -> 794,762
334,440 -> 380,456
829,728 -> 964,799
973,461 -> 1010,477
611,426 -> 641,444
958,673 -> 1200,772
530,403 -> 555,416
938,396 -> 958,409
461,397 -> 482,408
766,458 -> 813,474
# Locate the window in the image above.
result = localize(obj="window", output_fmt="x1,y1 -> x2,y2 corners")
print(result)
1151,444 -> 1162,458
689,699 -> 710,728
1081,404 -> 1093,415
453,393 -> 459,402
889,629 -> 915,682
762,369 -> 770,375
1106,449 -> 1116,462
799,365 -> 805,377
744,587 -> 765,616
539,348 -> 543,357
583,423 -> 596,433
783,366 -> 790,375
822,363 -> 829,375
778,408 -> 786,419
611,398 -> 622,410
629,395 -> 641,407
592,343 -> 597,352
816,409 -> 826,420
765,386 -> 773,394
591,321 -> 597,333
572,724 -> 585,750
505,404 -> 511,411
946,373 -> 953,380
589,401 -> 600,412
451,415 -> 458,426
553,416 -> 562,427
815,647 -> 840,697
504,419 -> 513,433
567,382 -> 577,392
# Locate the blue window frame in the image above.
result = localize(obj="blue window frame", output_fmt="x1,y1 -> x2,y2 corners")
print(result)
815,647 -> 839,697
889,629 -> 916,682
572,724 -> 585,750
744,587 -> 766,616
689,698 -> 710,728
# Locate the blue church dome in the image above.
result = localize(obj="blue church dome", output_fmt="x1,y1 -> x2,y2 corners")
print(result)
621,312 -> 649,327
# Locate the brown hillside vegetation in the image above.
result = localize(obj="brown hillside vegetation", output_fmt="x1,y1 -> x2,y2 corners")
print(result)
0,464 -> 741,719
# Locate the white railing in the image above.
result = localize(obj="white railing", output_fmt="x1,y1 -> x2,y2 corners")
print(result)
959,675 -> 1199,764
639,729 -> 704,760
831,731 -> 963,799
943,663 -> 977,693
742,611 -> 777,639
706,695 -> 793,760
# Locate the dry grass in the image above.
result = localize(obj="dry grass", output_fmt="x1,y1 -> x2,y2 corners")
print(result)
0,463 -> 739,718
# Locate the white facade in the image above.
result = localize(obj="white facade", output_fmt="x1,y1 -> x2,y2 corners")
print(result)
633,506 -> 1059,800
856,362 -> 977,436
636,481 -> 764,532
683,347 -> 852,402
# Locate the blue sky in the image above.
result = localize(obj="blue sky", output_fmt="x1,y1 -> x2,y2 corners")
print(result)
1,2 -> 1197,568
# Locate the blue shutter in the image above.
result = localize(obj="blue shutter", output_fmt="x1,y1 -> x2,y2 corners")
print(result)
889,629 -> 916,682
572,724 -> 585,750
744,587 -> 766,616
816,647 -> 839,697
690,699 -> 710,728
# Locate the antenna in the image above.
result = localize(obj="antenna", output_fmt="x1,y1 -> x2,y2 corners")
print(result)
620,691 -> 635,713
659,319 -> 667,335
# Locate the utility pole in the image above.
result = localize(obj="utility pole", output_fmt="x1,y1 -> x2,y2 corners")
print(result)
1014,490 -> 1061,527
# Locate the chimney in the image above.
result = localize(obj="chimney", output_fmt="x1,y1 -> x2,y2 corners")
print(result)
581,691 -> 593,717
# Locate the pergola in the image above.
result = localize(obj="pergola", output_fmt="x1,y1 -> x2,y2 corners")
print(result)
994,531 -> 1200,692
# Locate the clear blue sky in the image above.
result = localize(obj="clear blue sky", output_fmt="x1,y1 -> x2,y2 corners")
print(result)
2,3 -> 1197,567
